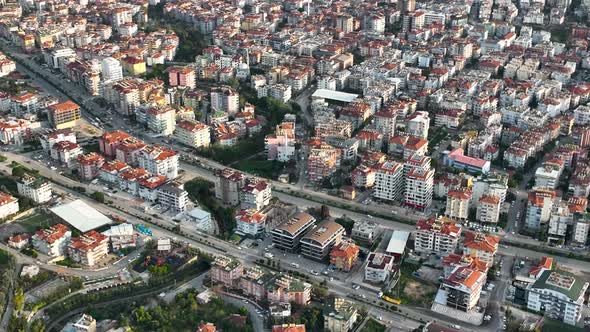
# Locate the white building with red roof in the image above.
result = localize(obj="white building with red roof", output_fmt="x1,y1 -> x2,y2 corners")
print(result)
436,266 -> 486,312
40,129 -> 76,152
462,231 -> 500,264
0,118 -> 31,145
443,254 -> 489,278
99,160 -> 130,184
239,179 -> 271,210
445,190 -> 472,221
32,223 -> 71,257
444,148 -> 491,175
529,256 -> 553,279
137,145 -> 179,179
67,231 -> 109,266
78,153 -> 105,181
115,137 -> 147,165
174,119 -> 211,148
476,195 -> 501,224
415,217 -> 462,255
138,175 -> 168,202
364,252 -> 396,283
50,141 -> 82,167
118,167 -> 150,195
236,208 -> 267,237
351,164 -> 376,189
8,234 -> 30,249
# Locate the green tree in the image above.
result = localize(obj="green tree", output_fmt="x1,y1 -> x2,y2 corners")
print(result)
91,191 -> 105,203
11,166 -> 26,178
13,287 -> 24,312
30,319 -> 46,332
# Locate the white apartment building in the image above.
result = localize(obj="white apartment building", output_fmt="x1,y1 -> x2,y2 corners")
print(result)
157,182 -> 189,213
573,105 -> 590,125
436,266 -> 486,312
535,165 -> 560,189
573,214 -> 590,245
414,217 -> 462,255
406,111 -> 430,140
462,231 -> 499,265
40,129 -> 76,152
17,174 -> 52,204
525,189 -> 556,230
235,208 -> 267,237
32,223 -> 71,257
445,190 -> 471,221
0,191 -> 18,219
146,107 -> 176,136
373,160 -> 403,202
50,141 -> 82,167
265,121 -> 295,162
101,57 -> 123,82
364,252 -> 395,283
527,270 -> 589,326
67,231 -> 109,266
211,86 -> 239,115
137,146 -> 179,179
240,179 -> 271,211
476,195 -> 501,224
174,119 -> 211,148
405,168 -> 434,210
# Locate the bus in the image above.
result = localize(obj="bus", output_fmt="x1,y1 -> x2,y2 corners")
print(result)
382,295 -> 401,305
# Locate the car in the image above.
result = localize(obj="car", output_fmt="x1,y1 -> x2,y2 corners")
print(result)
310,270 -> 319,276
290,262 -> 300,268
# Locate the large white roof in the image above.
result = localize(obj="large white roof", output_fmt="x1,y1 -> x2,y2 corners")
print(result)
50,199 -> 112,233
312,89 -> 358,103
102,223 -> 134,237
386,230 -> 410,255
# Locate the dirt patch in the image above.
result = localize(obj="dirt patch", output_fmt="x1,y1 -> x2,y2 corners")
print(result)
403,280 -> 437,304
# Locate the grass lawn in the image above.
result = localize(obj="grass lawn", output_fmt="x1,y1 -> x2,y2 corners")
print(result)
16,212 -> 55,233
361,318 -> 386,332
542,319 -> 585,332
0,248 -> 12,265
234,158 -> 286,179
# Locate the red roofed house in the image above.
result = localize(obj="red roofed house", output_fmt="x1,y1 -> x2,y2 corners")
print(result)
138,175 -> 168,202
118,167 -> 150,195
476,195 -> 501,224
239,179 -> 271,210
462,231 -> 500,264
272,324 -> 306,332
329,240 -> 360,272
78,153 -> 105,181
235,208 -> 267,237
8,234 -> 30,249
32,223 -> 72,257
67,230 -> 109,266
415,217 -> 462,255
196,323 -> 216,332
137,145 -> 179,179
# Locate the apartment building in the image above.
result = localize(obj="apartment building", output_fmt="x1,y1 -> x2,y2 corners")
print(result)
239,267 -> 274,300
168,66 -> 196,89
156,182 -> 189,213
0,119 -> 31,145
99,130 -> 132,158
174,119 -> 211,148
211,86 -> 239,115
406,111 -> 430,140
77,153 -> 105,181
40,129 -> 76,153
364,252 -> 396,283
214,168 -> 246,206
351,164 -> 376,189
300,220 -> 345,261
47,100 -> 81,130
405,168 -> 434,210
443,254 -> 490,279
17,174 -> 52,204
271,212 -> 316,251
535,165 -> 560,189
32,223 -> 71,257
99,160 -> 130,184
265,121 -> 295,162
527,270 -> 589,326
573,213 -> 590,245
373,160 -> 403,202
414,217 -> 462,255
436,266 -> 486,312
445,190 -> 472,221
137,145 -> 179,179
329,240 -> 360,272
67,231 -> 109,266
101,57 -> 123,82
146,106 -> 176,136
307,145 -> 341,182
323,298 -> 358,332
526,189 -> 556,230
240,179 -> 271,211
476,195 -> 501,224
272,324 -> 306,332
50,141 -> 82,167
266,274 -> 312,306
0,191 -> 18,220
351,220 -> 378,244
462,231 -> 500,264
235,208 -> 267,237
209,256 -> 244,288
115,137 -> 147,166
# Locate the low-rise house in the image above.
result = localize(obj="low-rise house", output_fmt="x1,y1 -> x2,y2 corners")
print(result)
0,191 -> 18,219
102,223 -> 136,251
7,234 -> 30,249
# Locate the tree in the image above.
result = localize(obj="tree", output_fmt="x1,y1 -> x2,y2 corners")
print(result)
30,319 -> 46,332
320,205 -> 330,220
13,287 -> 24,312
91,191 -> 105,203
11,166 -> 26,178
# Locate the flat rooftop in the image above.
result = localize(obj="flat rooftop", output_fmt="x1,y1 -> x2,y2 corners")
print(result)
50,200 -> 112,233
312,89 -> 358,103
